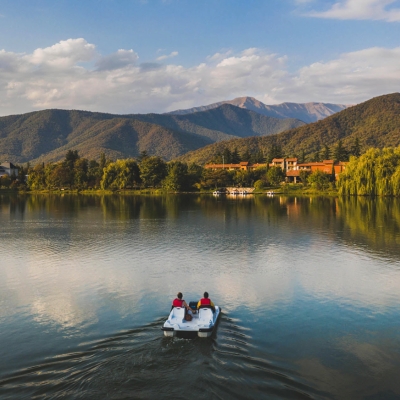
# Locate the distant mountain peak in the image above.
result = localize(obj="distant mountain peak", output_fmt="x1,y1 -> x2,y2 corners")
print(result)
167,96 -> 349,123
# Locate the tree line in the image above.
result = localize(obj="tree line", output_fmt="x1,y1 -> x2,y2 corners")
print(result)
338,147 -> 400,196
0,150 -> 287,191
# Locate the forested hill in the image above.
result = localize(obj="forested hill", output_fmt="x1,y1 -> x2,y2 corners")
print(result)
178,93 -> 400,165
0,105 -> 304,164
131,104 -> 304,142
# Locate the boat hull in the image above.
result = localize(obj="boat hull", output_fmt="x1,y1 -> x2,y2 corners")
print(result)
162,305 -> 221,338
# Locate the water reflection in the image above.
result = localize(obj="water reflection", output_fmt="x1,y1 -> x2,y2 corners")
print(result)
1,194 -> 400,399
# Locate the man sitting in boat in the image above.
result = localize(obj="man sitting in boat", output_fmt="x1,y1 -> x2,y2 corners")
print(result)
197,292 -> 215,313
172,292 -> 194,314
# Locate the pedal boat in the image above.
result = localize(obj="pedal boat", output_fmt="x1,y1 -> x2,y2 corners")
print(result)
162,305 -> 221,338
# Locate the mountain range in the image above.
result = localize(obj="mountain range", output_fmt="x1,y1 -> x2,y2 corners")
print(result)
0,104 -> 304,164
178,93 -> 400,165
167,96 -> 349,123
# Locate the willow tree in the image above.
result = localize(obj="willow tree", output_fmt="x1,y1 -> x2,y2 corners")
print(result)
338,147 -> 400,196
374,148 -> 400,196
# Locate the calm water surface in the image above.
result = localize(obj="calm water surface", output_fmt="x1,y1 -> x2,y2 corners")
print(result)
1,194 -> 400,399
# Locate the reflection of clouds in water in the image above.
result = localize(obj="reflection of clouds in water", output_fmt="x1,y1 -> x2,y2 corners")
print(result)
297,336 -> 400,399
294,242 -> 400,310
31,296 -> 98,332
3,195 -> 400,329
0,247 -> 153,330
338,337 -> 394,375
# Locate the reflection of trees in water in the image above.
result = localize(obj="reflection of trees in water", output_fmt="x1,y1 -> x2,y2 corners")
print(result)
337,197 -> 400,257
2,194 -> 400,259
100,195 -> 142,221
0,193 -> 26,218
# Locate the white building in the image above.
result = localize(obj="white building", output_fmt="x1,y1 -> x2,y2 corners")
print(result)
0,162 -> 18,177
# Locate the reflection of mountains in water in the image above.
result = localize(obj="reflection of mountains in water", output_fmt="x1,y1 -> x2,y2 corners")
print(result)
1,194 -> 400,260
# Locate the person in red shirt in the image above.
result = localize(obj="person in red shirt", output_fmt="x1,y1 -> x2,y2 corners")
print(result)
172,292 -> 193,313
197,291 -> 215,313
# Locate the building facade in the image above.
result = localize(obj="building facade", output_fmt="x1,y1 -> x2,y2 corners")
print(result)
204,158 -> 347,183
0,162 -> 18,177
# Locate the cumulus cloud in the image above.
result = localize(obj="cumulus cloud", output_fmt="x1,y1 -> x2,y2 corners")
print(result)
0,38 -> 400,115
27,38 -> 96,68
307,0 -> 400,22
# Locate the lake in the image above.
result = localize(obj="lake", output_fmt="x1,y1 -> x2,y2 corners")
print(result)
1,194 -> 400,399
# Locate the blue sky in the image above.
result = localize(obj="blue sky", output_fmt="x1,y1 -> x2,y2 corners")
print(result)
0,0 -> 400,115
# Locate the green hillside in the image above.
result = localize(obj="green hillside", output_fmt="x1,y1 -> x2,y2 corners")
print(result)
178,93 -> 400,164
0,105 -> 304,164
132,104 -> 304,142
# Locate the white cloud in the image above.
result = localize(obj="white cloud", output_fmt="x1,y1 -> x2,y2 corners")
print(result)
0,38 -> 400,115
156,51 -> 178,61
27,38 -> 96,68
307,0 -> 400,22
277,47 -> 400,103
96,49 -> 138,71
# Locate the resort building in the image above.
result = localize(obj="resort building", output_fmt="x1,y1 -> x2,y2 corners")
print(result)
204,161 -> 267,171
0,162 -> 18,177
204,158 -> 348,183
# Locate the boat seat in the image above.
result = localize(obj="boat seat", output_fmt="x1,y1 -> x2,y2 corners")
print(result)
170,307 -> 186,322
198,307 -> 214,323
198,304 -> 215,313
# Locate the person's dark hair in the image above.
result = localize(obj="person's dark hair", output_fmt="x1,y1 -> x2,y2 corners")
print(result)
203,292 -> 209,298
177,292 -> 183,299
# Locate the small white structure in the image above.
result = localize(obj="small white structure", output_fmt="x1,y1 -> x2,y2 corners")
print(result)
0,162 -> 18,177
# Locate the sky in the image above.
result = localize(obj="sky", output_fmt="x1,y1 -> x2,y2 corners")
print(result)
0,0 -> 399,116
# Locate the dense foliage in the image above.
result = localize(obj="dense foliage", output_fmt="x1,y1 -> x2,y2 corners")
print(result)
1,150 -> 289,191
338,147 -> 400,196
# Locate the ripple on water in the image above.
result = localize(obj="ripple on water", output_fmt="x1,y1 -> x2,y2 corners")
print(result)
0,315 -> 325,400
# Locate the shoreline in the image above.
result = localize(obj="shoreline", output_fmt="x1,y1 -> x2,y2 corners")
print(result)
1,187 -> 340,196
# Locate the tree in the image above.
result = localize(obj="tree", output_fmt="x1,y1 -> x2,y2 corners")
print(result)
27,163 -> 46,190
299,170 -> 311,185
307,170 -> 330,190
252,149 -> 265,164
99,152 -> 106,171
200,169 -> 232,189
350,137 -> 361,157
267,143 -> 283,163
333,140 -> 348,162
0,175 -> 11,188
101,159 -> 141,190
254,179 -> 266,190
87,159 -> 101,188
267,166 -> 285,186
233,170 -> 254,187
241,148 -> 251,162
74,158 -> 89,188
323,145 -> 330,161
162,162 -> 189,191
231,147 -> 241,164
139,156 -> 167,188
300,149 -> 306,164
222,148 -> 232,164
47,164 -> 70,189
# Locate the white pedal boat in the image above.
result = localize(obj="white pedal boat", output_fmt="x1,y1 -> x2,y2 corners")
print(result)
162,305 -> 221,338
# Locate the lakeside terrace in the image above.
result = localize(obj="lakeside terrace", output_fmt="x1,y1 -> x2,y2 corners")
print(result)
205,158 -> 348,183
